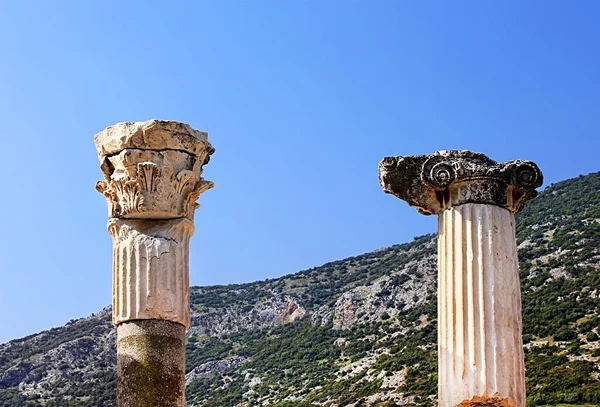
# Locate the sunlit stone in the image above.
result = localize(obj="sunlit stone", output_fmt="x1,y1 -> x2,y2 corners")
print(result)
95,119 -> 214,407
379,150 -> 542,407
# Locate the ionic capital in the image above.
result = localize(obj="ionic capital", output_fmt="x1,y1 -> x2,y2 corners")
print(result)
378,150 -> 542,215
95,120 -> 214,221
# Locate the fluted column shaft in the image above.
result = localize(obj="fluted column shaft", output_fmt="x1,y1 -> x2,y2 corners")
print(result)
438,204 -> 525,407
109,219 -> 194,327
95,120 -> 214,407
379,150 -> 542,407
109,219 -> 193,407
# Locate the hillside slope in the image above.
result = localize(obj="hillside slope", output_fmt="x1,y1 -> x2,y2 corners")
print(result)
1,172 -> 599,407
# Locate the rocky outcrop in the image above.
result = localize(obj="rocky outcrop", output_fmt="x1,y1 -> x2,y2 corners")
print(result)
0,307 -> 115,400
307,241 -> 437,331
185,357 -> 249,385
188,295 -> 306,337
331,254 -> 435,330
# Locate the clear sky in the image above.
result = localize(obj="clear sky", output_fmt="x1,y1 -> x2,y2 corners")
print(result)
0,1 -> 598,343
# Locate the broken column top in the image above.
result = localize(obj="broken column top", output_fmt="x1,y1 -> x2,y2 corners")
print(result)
94,119 -> 213,160
378,150 -> 543,215
95,120 -> 214,220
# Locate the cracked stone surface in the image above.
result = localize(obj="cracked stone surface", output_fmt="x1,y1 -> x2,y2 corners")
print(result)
95,120 -> 214,328
108,218 -> 195,327
94,120 -> 213,162
95,120 -> 214,407
378,150 -> 542,215
95,119 -> 214,221
379,150 -> 543,407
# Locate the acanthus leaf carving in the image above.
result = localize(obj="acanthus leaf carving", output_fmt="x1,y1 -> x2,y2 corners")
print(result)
95,120 -> 213,332
113,177 -> 143,216
175,169 -> 196,195
96,121 -> 213,220
137,162 -> 160,192
96,149 -> 213,220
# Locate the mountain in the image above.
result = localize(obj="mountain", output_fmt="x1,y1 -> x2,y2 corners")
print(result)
1,172 -> 599,407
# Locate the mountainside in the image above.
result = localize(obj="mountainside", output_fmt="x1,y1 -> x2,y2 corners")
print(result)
1,172 -> 599,407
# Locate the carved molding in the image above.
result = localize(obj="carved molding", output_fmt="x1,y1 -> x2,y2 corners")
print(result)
378,150 -> 542,215
95,120 -> 214,220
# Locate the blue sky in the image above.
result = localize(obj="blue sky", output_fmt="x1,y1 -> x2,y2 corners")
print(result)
0,1 -> 598,343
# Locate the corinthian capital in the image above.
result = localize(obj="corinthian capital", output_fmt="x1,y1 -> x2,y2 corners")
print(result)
95,120 -> 215,220
378,150 -> 542,215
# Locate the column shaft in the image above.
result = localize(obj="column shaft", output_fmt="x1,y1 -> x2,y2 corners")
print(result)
110,219 -> 194,328
95,120 -> 215,407
438,204 -> 525,407
117,320 -> 186,407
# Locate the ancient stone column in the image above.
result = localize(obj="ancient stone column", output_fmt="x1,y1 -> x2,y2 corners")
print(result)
378,151 -> 542,407
95,120 -> 214,407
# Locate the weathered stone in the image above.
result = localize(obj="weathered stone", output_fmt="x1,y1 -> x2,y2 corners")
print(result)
117,320 -> 185,407
95,120 -> 213,407
109,218 -> 194,328
95,120 -> 214,221
438,204 -> 524,407
378,150 -> 542,215
379,150 -> 542,407
94,120 -> 213,161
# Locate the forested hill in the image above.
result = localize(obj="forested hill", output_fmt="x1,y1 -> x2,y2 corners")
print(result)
1,172 -> 599,407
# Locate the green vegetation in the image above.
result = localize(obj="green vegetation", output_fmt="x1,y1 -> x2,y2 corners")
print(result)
1,172 -> 599,406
